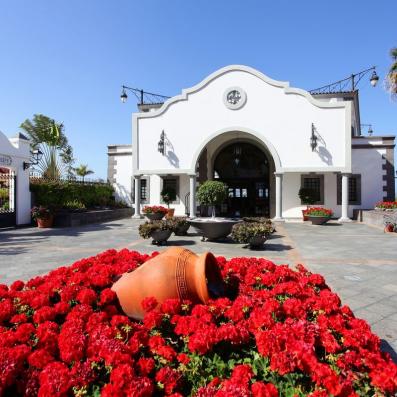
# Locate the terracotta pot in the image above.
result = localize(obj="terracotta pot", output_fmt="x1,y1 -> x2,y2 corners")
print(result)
166,208 -> 175,219
302,210 -> 309,221
145,212 -> 166,222
111,247 -> 225,320
385,224 -> 395,233
37,215 -> 54,228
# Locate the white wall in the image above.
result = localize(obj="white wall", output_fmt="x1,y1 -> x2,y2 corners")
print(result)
0,132 -> 31,225
112,152 -> 133,206
134,66 -> 350,175
352,148 -> 385,209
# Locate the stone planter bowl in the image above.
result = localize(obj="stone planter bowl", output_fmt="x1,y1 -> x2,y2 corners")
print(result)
145,212 -> 166,222
248,235 -> 267,248
307,215 -> 331,225
189,218 -> 241,241
150,229 -> 172,245
174,223 -> 190,236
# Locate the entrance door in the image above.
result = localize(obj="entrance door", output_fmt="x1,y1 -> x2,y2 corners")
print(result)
214,142 -> 270,217
223,178 -> 269,217
0,171 -> 16,228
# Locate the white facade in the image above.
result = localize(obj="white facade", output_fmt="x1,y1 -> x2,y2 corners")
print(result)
0,131 -> 31,225
108,65 -> 395,220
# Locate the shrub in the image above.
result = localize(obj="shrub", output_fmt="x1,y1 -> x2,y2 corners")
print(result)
305,207 -> 333,217
197,181 -> 227,217
62,199 -> 86,211
231,222 -> 272,243
30,179 -> 114,209
298,187 -> 318,205
161,186 -> 176,207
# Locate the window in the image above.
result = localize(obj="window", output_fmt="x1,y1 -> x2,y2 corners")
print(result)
161,176 -> 180,204
131,177 -> 150,203
140,179 -> 148,202
337,174 -> 361,205
301,175 -> 324,205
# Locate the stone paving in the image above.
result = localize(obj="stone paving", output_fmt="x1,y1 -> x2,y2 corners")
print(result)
1,218 -> 396,359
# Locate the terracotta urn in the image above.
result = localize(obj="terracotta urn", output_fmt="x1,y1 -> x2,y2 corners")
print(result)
111,247 -> 225,320
37,215 -> 54,228
166,208 -> 175,219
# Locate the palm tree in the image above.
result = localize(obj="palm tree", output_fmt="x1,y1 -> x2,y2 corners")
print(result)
20,114 -> 74,178
386,47 -> 397,99
74,164 -> 94,182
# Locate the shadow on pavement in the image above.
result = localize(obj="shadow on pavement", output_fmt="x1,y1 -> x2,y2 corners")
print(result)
380,339 -> 397,364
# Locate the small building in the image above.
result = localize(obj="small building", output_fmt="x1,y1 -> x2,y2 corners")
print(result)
107,65 -> 395,221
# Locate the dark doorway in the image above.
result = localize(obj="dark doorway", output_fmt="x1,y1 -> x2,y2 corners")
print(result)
0,171 -> 16,228
213,142 -> 270,217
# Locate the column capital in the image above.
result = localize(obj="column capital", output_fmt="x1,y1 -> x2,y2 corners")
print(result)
340,172 -> 351,177
274,172 -> 284,177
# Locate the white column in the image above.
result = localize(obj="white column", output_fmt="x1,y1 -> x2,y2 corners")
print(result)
338,173 -> 351,222
133,176 -> 142,218
189,174 -> 196,218
274,173 -> 284,221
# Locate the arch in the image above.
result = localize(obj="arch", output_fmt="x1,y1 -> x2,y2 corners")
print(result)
190,126 -> 282,174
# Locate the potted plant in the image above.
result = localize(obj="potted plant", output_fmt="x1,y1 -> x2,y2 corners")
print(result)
243,217 -> 276,233
298,188 -> 318,221
161,186 -> 177,218
169,216 -> 190,236
31,206 -> 54,228
231,220 -> 272,249
305,207 -> 333,225
138,219 -> 173,245
142,205 -> 168,222
196,180 -> 227,218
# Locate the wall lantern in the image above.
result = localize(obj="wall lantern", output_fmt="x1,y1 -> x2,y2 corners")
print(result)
120,87 -> 128,103
369,71 -> 379,87
310,123 -> 318,152
233,144 -> 242,166
361,123 -> 373,136
23,148 -> 43,170
158,130 -> 165,155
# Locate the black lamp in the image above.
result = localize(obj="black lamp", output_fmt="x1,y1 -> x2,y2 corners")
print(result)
369,71 -> 379,87
23,148 -> 43,170
158,130 -> 165,155
310,124 -> 318,151
120,87 -> 128,103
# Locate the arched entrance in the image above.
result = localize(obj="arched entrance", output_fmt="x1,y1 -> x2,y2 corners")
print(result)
213,142 -> 270,217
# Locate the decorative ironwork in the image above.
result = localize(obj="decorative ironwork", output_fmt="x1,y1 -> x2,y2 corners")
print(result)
310,123 -> 318,151
23,149 -> 43,170
309,66 -> 379,94
120,85 -> 170,105
0,172 -> 16,227
360,124 -> 373,136
158,130 -> 166,155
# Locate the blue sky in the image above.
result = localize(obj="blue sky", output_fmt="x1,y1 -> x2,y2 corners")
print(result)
0,0 -> 396,179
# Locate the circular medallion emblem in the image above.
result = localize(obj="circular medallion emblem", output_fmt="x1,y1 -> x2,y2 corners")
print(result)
223,87 -> 246,110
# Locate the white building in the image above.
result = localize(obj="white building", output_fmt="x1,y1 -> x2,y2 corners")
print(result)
108,65 -> 395,221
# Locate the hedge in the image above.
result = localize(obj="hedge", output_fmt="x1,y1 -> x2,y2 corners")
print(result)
30,179 -> 115,208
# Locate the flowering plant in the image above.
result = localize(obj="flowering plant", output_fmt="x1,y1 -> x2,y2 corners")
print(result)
31,206 -> 52,220
0,249 -> 396,396
138,220 -> 174,239
142,205 -> 168,214
375,201 -> 397,210
231,222 -> 272,244
305,207 -> 333,217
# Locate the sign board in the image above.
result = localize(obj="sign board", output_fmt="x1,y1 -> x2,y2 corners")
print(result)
0,154 -> 12,167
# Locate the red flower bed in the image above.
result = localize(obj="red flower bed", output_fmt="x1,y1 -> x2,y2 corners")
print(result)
1,250 -> 396,396
142,205 -> 168,214
305,207 -> 333,217
375,201 -> 397,210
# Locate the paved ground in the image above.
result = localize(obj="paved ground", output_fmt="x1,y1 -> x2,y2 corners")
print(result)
1,218 -> 396,359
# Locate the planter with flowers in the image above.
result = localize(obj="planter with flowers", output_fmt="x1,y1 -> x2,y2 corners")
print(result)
138,219 -> 173,245
169,216 -> 190,236
142,205 -> 168,222
306,207 -> 333,225
231,219 -> 273,249
375,201 -> 397,211
31,206 -> 54,228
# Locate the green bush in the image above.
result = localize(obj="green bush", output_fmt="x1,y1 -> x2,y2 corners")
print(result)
231,222 -> 272,244
30,179 -> 114,209
138,220 -> 174,239
197,181 -> 227,206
